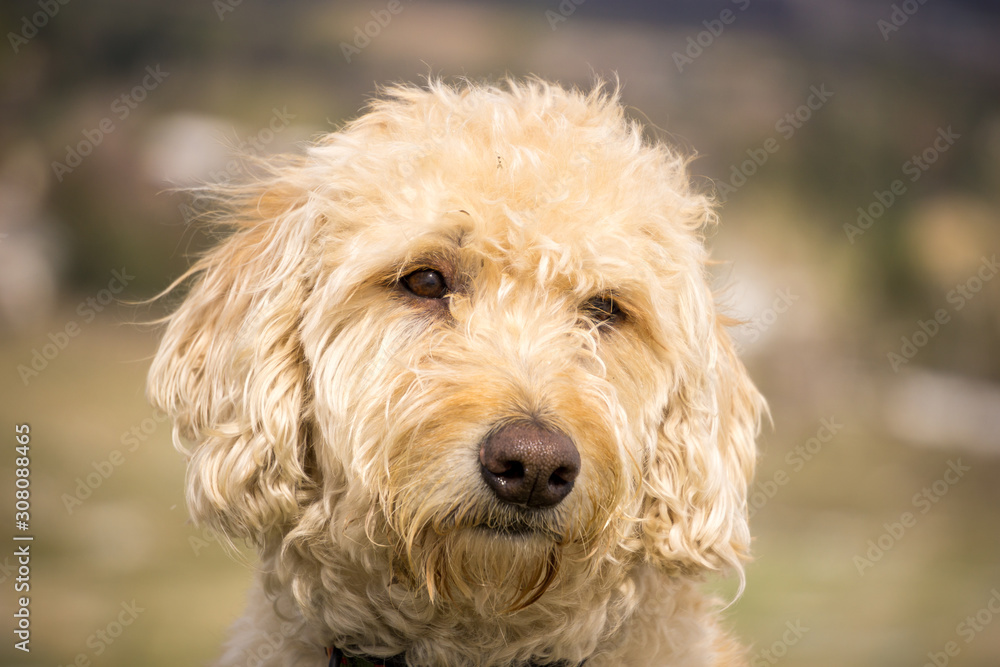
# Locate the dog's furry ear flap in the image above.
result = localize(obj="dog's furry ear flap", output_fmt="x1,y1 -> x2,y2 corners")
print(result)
642,278 -> 764,578
148,187 -> 317,544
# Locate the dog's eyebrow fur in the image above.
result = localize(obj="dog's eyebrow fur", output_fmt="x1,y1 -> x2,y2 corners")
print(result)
385,235 -> 463,281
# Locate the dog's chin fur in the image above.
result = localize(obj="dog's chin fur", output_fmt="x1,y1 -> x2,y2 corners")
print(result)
149,77 -> 765,666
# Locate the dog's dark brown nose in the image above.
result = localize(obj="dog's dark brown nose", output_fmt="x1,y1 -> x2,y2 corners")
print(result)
480,422 -> 580,508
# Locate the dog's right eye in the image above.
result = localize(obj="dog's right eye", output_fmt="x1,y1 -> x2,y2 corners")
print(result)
584,294 -> 625,326
401,269 -> 449,299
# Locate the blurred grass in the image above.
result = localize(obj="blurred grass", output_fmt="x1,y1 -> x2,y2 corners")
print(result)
727,354 -> 1000,666
0,309 -> 253,667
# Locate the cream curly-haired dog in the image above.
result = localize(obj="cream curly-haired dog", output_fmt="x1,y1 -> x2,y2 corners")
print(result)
149,79 -> 764,667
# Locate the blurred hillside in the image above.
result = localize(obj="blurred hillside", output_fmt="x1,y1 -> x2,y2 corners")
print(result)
1,1 -> 999,666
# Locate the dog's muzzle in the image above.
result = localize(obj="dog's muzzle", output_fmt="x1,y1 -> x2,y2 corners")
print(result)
479,422 -> 580,509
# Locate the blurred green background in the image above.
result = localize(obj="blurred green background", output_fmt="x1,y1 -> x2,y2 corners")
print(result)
1,1 -> 999,665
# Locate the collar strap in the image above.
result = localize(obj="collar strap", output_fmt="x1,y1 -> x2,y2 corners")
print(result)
326,646 -> 584,667
327,646 -> 407,667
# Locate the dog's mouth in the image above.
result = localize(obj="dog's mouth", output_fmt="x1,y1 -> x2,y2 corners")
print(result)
479,515 -> 546,538
405,503 -> 571,612
453,506 -> 567,542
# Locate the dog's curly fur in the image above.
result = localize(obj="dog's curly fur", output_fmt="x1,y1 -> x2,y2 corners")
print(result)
148,78 -> 765,667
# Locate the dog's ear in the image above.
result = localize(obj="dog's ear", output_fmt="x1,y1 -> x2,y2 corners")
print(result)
148,185 -> 317,544
642,276 -> 764,578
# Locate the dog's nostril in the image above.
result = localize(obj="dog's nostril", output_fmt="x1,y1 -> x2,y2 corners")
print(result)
479,422 -> 580,509
494,461 -> 524,481
549,467 -> 574,487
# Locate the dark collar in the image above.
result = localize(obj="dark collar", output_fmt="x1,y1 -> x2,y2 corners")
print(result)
327,645 -> 407,666
327,646 -> 584,666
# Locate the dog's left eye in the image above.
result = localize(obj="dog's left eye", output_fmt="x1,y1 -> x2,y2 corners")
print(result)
584,295 -> 625,325
401,268 -> 449,299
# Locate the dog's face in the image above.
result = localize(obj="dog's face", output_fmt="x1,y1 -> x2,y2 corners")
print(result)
149,80 -> 763,616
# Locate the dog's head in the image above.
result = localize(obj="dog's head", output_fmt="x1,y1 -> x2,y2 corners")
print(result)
149,79 -> 763,612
